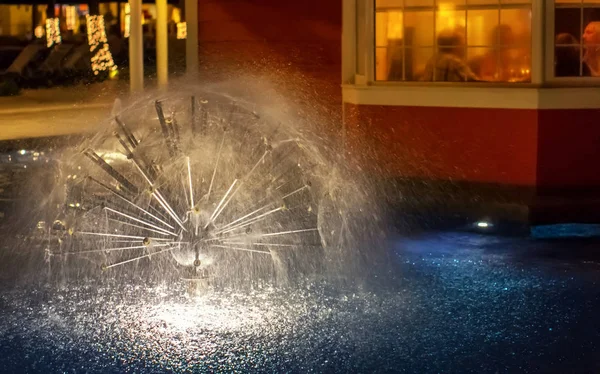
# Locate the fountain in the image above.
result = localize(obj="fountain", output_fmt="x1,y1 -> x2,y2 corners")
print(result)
40,84 -> 388,289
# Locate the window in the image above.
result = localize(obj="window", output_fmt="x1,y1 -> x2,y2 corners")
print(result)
554,0 -> 600,77
374,0 -> 532,82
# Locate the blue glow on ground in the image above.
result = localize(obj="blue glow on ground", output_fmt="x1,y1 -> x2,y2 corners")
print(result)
532,223 -> 600,239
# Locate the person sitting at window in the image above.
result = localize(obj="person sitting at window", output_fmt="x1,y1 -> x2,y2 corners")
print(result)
583,21 -> 600,76
421,29 -> 479,82
555,33 -> 588,77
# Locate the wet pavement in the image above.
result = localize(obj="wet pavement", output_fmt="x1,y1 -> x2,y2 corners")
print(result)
0,231 -> 599,373
0,138 -> 599,373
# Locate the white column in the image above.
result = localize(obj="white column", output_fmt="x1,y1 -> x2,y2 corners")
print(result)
156,0 -> 168,88
185,0 -> 199,76
128,0 -> 144,92
342,0 -> 356,85
531,0 -> 546,84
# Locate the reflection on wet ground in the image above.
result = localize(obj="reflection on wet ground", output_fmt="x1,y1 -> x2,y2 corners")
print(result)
0,141 -> 599,373
1,231 -> 599,373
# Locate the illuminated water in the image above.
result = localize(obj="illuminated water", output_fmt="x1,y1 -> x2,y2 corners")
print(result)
1,232 -> 600,373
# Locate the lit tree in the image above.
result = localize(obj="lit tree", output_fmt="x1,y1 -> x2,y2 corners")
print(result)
86,0 -> 118,78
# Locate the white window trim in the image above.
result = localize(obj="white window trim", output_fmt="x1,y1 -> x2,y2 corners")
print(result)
342,84 -> 600,109
343,0 -> 600,109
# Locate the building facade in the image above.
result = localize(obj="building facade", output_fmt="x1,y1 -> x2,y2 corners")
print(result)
343,1 -> 600,224
196,0 -> 600,225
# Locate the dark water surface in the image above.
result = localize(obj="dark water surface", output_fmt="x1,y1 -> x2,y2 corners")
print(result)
0,231 -> 599,373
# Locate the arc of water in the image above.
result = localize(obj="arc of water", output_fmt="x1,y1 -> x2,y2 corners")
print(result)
106,218 -> 175,237
60,243 -> 171,255
209,227 -> 318,243
104,207 -> 177,236
213,206 -> 283,236
208,151 -> 268,226
103,245 -> 179,270
217,205 -> 269,231
206,129 -> 226,201
76,232 -> 171,241
257,228 -> 319,237
131,161 -> 186,231
205,179 -> 238,228
88,177 -> 175,230
210,244 -> 271,255
187,156 -> 194,209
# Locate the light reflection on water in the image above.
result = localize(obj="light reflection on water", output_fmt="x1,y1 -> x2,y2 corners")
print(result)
1,280 -> 411,373
1,233 -> 600,373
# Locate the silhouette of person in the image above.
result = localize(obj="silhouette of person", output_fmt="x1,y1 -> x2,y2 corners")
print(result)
555,33 -> 588,77
421,29 -> 479,82
582,21 -> 600,76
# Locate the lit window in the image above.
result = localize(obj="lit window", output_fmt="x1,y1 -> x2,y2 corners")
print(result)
555,1 -> 600,77
375,0 -> 532,82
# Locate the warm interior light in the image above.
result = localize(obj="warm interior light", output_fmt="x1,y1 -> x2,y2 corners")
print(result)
386,11 -> 403,40
437,3 -> 461,32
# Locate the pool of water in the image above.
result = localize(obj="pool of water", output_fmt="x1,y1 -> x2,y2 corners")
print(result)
1,231 -> 599,373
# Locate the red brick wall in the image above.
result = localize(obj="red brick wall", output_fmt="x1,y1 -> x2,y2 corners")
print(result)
197,0 -> 342,121
345,103 -> 539,186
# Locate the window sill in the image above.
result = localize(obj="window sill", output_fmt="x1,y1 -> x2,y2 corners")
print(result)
342,83 -> 600,109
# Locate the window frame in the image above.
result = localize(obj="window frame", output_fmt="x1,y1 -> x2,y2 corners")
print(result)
350,0 -> 600,87
373,1 -> 535,83
545,0 -> 600,85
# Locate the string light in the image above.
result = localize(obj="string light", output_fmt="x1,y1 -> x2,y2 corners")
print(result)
65,5 -> 77,31
34,25 -> 44,39
177,22 -> 187,40
45,18 -> 61,48
86,14 -> 117,76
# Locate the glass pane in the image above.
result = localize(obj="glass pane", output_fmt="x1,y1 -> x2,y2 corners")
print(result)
555,46 -> 583,76
500,8 -> 532,46
501,0 -> 532,4
467,47 -> 494,80
405,47 -> 434,80
466,47 -> 529,81
376,47 -> 389,80
555,8 -> 581,44
437,0 -> 466,6
357,1 -> 366,74
405,0 -> 434,7
404,10 -> 435,46
467,9 -> 498,47
498,47 -> 531,82
469,0 -> 500,4
375,11 -> 390,47
436,10 -> 466,36
389,42 -> 406,80
375,0 -> 403,10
